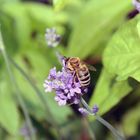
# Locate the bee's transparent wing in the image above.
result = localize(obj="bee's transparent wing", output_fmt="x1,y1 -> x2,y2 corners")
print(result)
87,64 -> 96,71
55,51 -> 67,66
82,61 -> 96,71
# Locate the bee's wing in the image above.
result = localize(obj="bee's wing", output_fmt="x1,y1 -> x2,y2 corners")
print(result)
87,64 -> 96,71
81,61 -> 96,71
55,51 -> 67,66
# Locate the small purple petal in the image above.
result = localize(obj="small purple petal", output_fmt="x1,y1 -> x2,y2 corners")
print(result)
43,81 -> 52,92
133,0 -> 140,12
67,91 -> 75,99
58,99 -> 67,106
48,67 -> 57,80
64,89 -> 69,93
78,108 -> 89,116
73,98 -> 80,104
62,59 -> 66,67
45,27 -> 61,48
92,104 -> 99,115
55,96 -> 67,105
58,94 -> 67,100
55,90 -> 63,95
74,82 -> 81,87
73,87 -> 81,94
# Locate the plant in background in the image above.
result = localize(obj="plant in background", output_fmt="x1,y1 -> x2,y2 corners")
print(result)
0,28 -> 36,140
1,0 -> 140,139
45,28 -> 61,48
44,28 -> 125,140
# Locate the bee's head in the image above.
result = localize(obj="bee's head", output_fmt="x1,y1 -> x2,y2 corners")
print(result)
66,57 -> 80,71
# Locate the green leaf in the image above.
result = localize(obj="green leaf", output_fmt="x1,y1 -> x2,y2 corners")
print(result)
103,15 -> 140,82
89,69 -> 132,115
0,77 -> 19,135
67,0 -> 132,58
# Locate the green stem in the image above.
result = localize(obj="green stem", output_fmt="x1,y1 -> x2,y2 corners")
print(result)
81,98 -> 125,140
8,55 -> 63,140
0,30 -> 36,140
83,118 -> 96,140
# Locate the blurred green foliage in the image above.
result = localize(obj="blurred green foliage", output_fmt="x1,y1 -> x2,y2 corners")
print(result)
67,0 -> 132,58
0,0 -> 140,140
103,15 -> 140,82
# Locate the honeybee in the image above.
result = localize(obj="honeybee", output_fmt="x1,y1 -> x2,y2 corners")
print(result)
56,52 -> 96,87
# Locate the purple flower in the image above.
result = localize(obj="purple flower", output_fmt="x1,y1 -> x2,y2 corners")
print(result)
92,104 -> 99,115
45,28 -> 61,48
43,66 -> 88,106
48,67 -> 57,80
132,0 -> 140,12
78,108 -> 89,116
78,105 -> 99,116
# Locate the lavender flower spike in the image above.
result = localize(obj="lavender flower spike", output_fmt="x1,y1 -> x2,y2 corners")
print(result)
45,28 -> 61,48
43,66 -> 88,106
132,0 -> 140,12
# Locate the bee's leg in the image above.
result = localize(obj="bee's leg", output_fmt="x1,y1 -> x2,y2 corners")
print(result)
72,72 -> 77,84
76,72 -> 81,84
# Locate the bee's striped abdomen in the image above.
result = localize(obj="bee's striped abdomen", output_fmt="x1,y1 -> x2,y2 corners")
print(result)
77,67 -> 90,87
